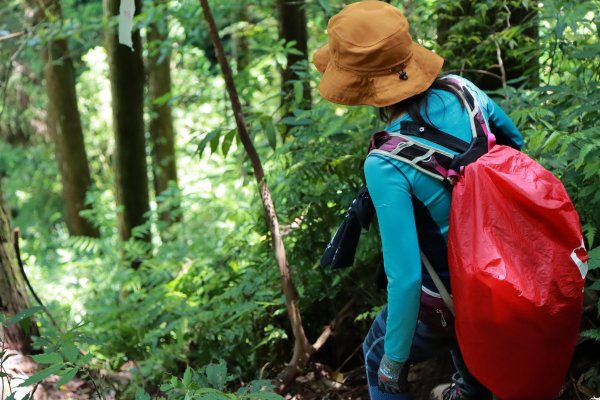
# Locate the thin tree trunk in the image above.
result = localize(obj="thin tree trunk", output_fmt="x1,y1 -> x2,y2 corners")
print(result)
147,0 -> 179,228
27,0 -> 99,237
277,0 -> 311,110
104,0 -> 151,244
199,0 -> 313,390
0,191 -> 39,355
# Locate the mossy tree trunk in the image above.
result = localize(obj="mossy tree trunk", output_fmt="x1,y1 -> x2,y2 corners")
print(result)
147,0 -> 180,229
104,0 -> 151,244
0,195 -> 39,355
277,0 -> 311,111
27,0 -> 99,238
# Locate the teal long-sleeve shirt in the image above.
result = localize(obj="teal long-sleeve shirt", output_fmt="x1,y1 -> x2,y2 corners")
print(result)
364,75 -> 523,363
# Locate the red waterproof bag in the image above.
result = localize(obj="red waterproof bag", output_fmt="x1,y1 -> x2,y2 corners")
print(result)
448,145 -> 587,400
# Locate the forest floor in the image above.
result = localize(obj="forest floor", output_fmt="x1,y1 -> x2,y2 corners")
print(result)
2,343 -> 599,400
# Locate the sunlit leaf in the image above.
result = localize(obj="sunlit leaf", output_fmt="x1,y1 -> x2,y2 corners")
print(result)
18,364 -> 63,387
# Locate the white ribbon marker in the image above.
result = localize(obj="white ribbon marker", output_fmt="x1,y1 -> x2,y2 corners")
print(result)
118,0 -> 135,50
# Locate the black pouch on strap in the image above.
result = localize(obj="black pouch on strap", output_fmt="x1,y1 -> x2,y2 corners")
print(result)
320,187 -> 375,269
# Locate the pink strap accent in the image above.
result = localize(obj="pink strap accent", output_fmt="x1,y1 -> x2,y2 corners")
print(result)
475,111 -> 496,150
368,131 -> 411,154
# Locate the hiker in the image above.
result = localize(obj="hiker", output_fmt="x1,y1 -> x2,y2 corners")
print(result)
313,2 -> 524,399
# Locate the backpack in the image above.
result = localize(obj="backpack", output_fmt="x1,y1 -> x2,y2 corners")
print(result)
367,78 -> 588,400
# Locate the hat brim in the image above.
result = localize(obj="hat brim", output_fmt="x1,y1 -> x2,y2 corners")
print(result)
313,42 -> 444,107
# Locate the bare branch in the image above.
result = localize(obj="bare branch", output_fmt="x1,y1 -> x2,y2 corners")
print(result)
0,32 -> 24,41
494,40 -> 508,92
445,68 -> 504,81
312,298 -> 356,352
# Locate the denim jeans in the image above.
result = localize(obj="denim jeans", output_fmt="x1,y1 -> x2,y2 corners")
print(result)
362,306 -> 492,400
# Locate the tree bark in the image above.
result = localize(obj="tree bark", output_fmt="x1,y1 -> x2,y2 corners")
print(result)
147,0 -> 179,227
104,0 -> 151,243
0,192 -> 39,355
199,0 -> 313,390
277,0 -> 311,110
437,0 -> 539,90
27,0 -> 99,237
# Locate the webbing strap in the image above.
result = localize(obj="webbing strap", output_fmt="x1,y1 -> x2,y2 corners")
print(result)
399,121 -> 470,153
420,251 -> 455,316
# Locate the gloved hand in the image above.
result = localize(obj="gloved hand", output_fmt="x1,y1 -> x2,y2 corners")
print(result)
378,354 -> 408,393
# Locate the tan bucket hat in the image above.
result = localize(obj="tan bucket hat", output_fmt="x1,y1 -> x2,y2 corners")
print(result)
313,1 -> 444,107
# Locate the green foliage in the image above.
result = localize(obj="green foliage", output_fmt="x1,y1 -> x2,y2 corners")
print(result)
152,361 -> 284,400
1,308 -> 99,397
1,0 -> 599,396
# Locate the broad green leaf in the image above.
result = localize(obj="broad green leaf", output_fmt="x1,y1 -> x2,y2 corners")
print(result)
160,383 -> 174,392
182,366 -> 192,387
135,387 -> 151,400
209,130 -> 221,154
293,81 -> 303,105
62,343 -> 79,363
195,389 -> 234,399
588,247 -> 600,270
18,363 -> 63,387
542,131 -> 562,150
196,129 -> 222,156
56,367 -> 79,388
32,352 -> 63,365
248,394 -> 285,400
205,361 -> 228,390
280,116 -> 311,126
265,121 -> 277,150
78,352 -> 93,365
7,306 -> 42,327
221,129 -> 236,157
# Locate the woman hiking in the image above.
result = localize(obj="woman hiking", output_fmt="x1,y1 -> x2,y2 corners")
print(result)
313,2 -> 523,399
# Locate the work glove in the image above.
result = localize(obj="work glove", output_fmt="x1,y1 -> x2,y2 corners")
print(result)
377,354 -> 408,393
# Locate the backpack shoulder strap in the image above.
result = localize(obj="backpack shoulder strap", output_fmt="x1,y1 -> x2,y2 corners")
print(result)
369,131 -> 456,185
368,78 -> 497,183
399,120 -> 469,154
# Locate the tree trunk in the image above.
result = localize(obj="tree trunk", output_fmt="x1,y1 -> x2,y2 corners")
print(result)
0,193 -> 39,355
437,0 -> 538,90
104,0 -> 151,244
147,0 -> 179,228
277,0 -> 311,110
28,0 -> 99,237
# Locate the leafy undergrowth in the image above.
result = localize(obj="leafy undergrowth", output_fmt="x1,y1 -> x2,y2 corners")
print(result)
2,345 -> 600,400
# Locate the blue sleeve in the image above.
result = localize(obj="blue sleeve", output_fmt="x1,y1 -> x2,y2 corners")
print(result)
364,154 -> 422,363
487,98 -> 524,150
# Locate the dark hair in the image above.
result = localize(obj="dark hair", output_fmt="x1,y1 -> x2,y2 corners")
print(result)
378,77 -> 464,128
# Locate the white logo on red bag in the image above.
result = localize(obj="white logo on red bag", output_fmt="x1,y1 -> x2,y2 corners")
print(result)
570,240 -> 588,279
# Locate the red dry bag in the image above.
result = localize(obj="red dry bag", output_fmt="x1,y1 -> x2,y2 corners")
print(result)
448,144 -> 587,400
